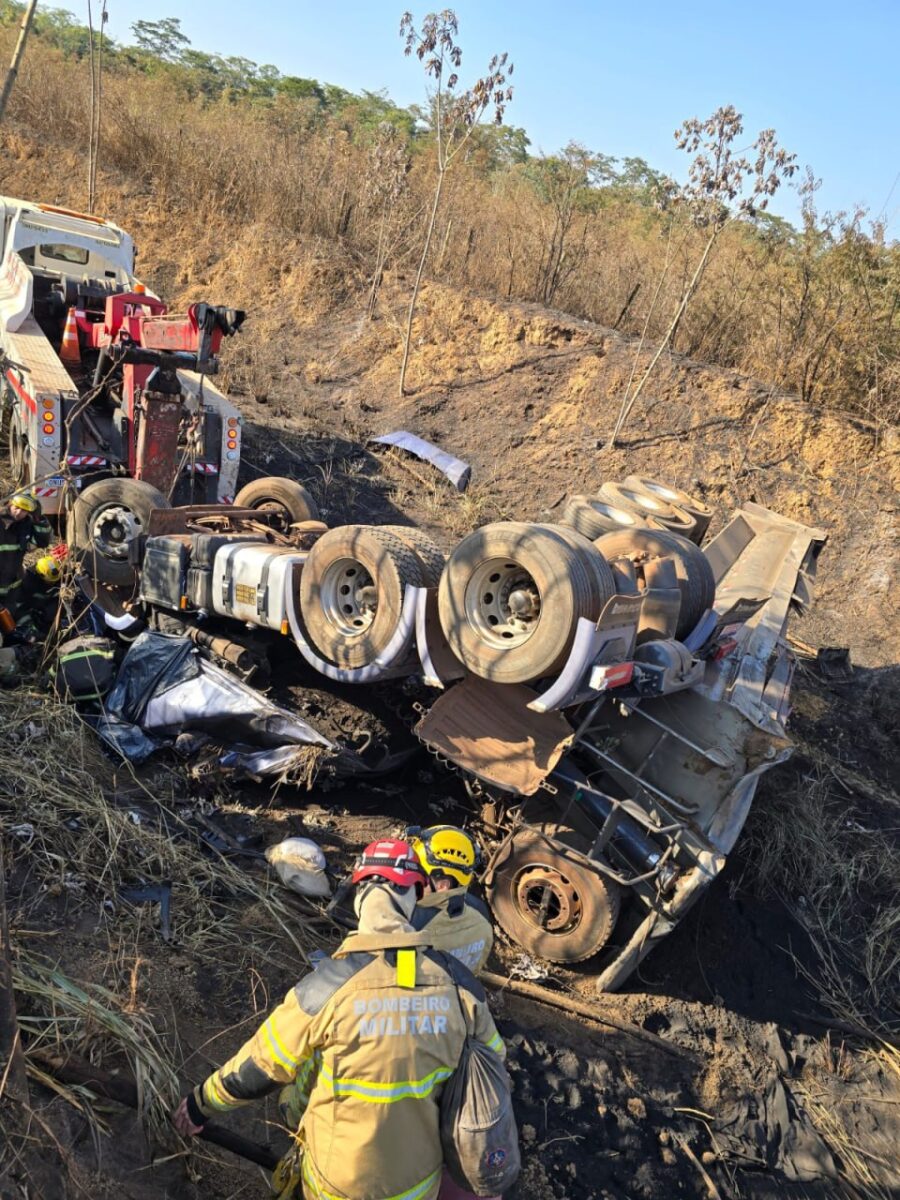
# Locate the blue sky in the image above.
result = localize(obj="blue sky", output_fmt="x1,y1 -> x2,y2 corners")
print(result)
98,0 -> 899,236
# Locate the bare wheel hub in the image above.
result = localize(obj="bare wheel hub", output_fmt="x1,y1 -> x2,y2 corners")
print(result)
250,499 -> 291,532
90,504 -> 141,560
515,864 -> 583,935
320,557 -> 378,635
465,558 -> 543,648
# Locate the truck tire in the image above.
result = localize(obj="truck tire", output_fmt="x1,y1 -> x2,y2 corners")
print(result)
593,527 -> 715,639
438,522 -> 602,685
380,525 -> 446,587
487,827 -> 621,963
559,494 -> 648,539
69,478 -> 171,588
537,523 -> 617,612
234,477 -> 320,530
300,525 -> 426,668
623,475 -> 713,543
599,481 -> 697,540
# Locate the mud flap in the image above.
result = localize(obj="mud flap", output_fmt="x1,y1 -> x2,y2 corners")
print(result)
414,676 -> 573,795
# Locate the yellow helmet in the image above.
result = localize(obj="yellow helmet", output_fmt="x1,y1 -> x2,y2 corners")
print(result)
35,555 -> 61,583
9,492 -> 38,514
408,825 -> 480,890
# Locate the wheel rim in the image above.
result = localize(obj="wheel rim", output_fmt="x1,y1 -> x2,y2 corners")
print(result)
464,557 -> 542,648
89,504 -> 142,560
618,485 -> 669,514
638,480 -> 678,504
320,557 -> 378,635
514,863 -> 583,936
249,499 -> 292,532
589,500 -> 637,527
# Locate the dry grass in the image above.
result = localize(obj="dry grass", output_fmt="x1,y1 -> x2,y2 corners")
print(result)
0,686 -> 329,965
1,29 -> 896,427
795,1040 -> 900,1200
0,683 -> 340,1153
12,951 -> 179,1135
744,753 -> 900,1040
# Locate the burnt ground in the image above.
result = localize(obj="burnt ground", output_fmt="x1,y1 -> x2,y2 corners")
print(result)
1,217 -> 899,1198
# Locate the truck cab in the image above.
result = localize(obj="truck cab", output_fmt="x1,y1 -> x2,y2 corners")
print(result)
0,197 -> 243,528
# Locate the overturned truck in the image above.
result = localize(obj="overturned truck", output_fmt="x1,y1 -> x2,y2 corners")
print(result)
78,473 -> 825,992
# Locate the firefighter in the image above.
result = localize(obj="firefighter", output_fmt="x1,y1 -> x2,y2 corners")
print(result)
172,838 -> 506,1200
0,493 -> 51,624
408,826 -> 494,975
279,827 -> 495,1136
20,554 -> 62,636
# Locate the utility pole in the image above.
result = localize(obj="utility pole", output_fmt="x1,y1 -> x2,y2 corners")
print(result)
0,0 -> 38,124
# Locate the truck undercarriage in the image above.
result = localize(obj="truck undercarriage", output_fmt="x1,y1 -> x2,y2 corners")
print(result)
72,489 -> 824,992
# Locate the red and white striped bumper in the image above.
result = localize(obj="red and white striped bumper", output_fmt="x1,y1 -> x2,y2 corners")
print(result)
67,454 -> 107,467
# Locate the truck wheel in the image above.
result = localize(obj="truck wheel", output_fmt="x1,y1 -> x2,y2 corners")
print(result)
623,475 -> 713,543
593,527 -> 715,639
7,415 -> 30,489
69,478 -> 170,587
599,481 -> 697,540
438,522 -> 603,685
380,525 -> 446,586
559,494 -> 647,539
487,828 -> 621,963
300,525 -> 426,668
234,477 -> 320,530
539,523 -> 618,608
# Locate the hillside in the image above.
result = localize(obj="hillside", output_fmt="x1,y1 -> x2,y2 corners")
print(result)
1,24 -> 899,1200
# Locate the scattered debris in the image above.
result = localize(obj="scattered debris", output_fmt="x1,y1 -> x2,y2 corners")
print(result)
816,646 -> 853,680
370,429 -> 472,491
119,882 -> 173,941
266,837 -> 331,897
97,631 -> 337,782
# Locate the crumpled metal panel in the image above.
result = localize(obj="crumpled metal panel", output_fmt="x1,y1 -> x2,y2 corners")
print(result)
370,430 -> 471,492
415,675 -> 573,795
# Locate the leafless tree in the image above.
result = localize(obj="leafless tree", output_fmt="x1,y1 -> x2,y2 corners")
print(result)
397,9 -> 512,395
606,106 -> 796,448
0,0 -> 37,124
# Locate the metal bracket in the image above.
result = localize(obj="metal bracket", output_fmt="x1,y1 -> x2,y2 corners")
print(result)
528,594 -> 643,714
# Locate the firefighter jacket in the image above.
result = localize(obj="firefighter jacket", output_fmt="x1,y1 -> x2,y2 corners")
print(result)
410,889 -> 493,975
190,927 -> 505,1200
0,509 -> 51,611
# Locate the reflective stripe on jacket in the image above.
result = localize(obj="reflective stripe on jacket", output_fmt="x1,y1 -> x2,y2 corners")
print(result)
410,890 -> 493,975
193,932 -> 504,1200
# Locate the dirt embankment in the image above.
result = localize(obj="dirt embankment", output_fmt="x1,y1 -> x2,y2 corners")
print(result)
2,142 -> 896,664
1,146 -> 898,1200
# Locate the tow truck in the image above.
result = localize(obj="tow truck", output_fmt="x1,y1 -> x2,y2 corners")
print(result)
0,196 -> 245,583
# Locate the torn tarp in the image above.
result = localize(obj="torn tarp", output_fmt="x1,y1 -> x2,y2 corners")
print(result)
370,430 -> 471,492
98,632 -> 334,774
